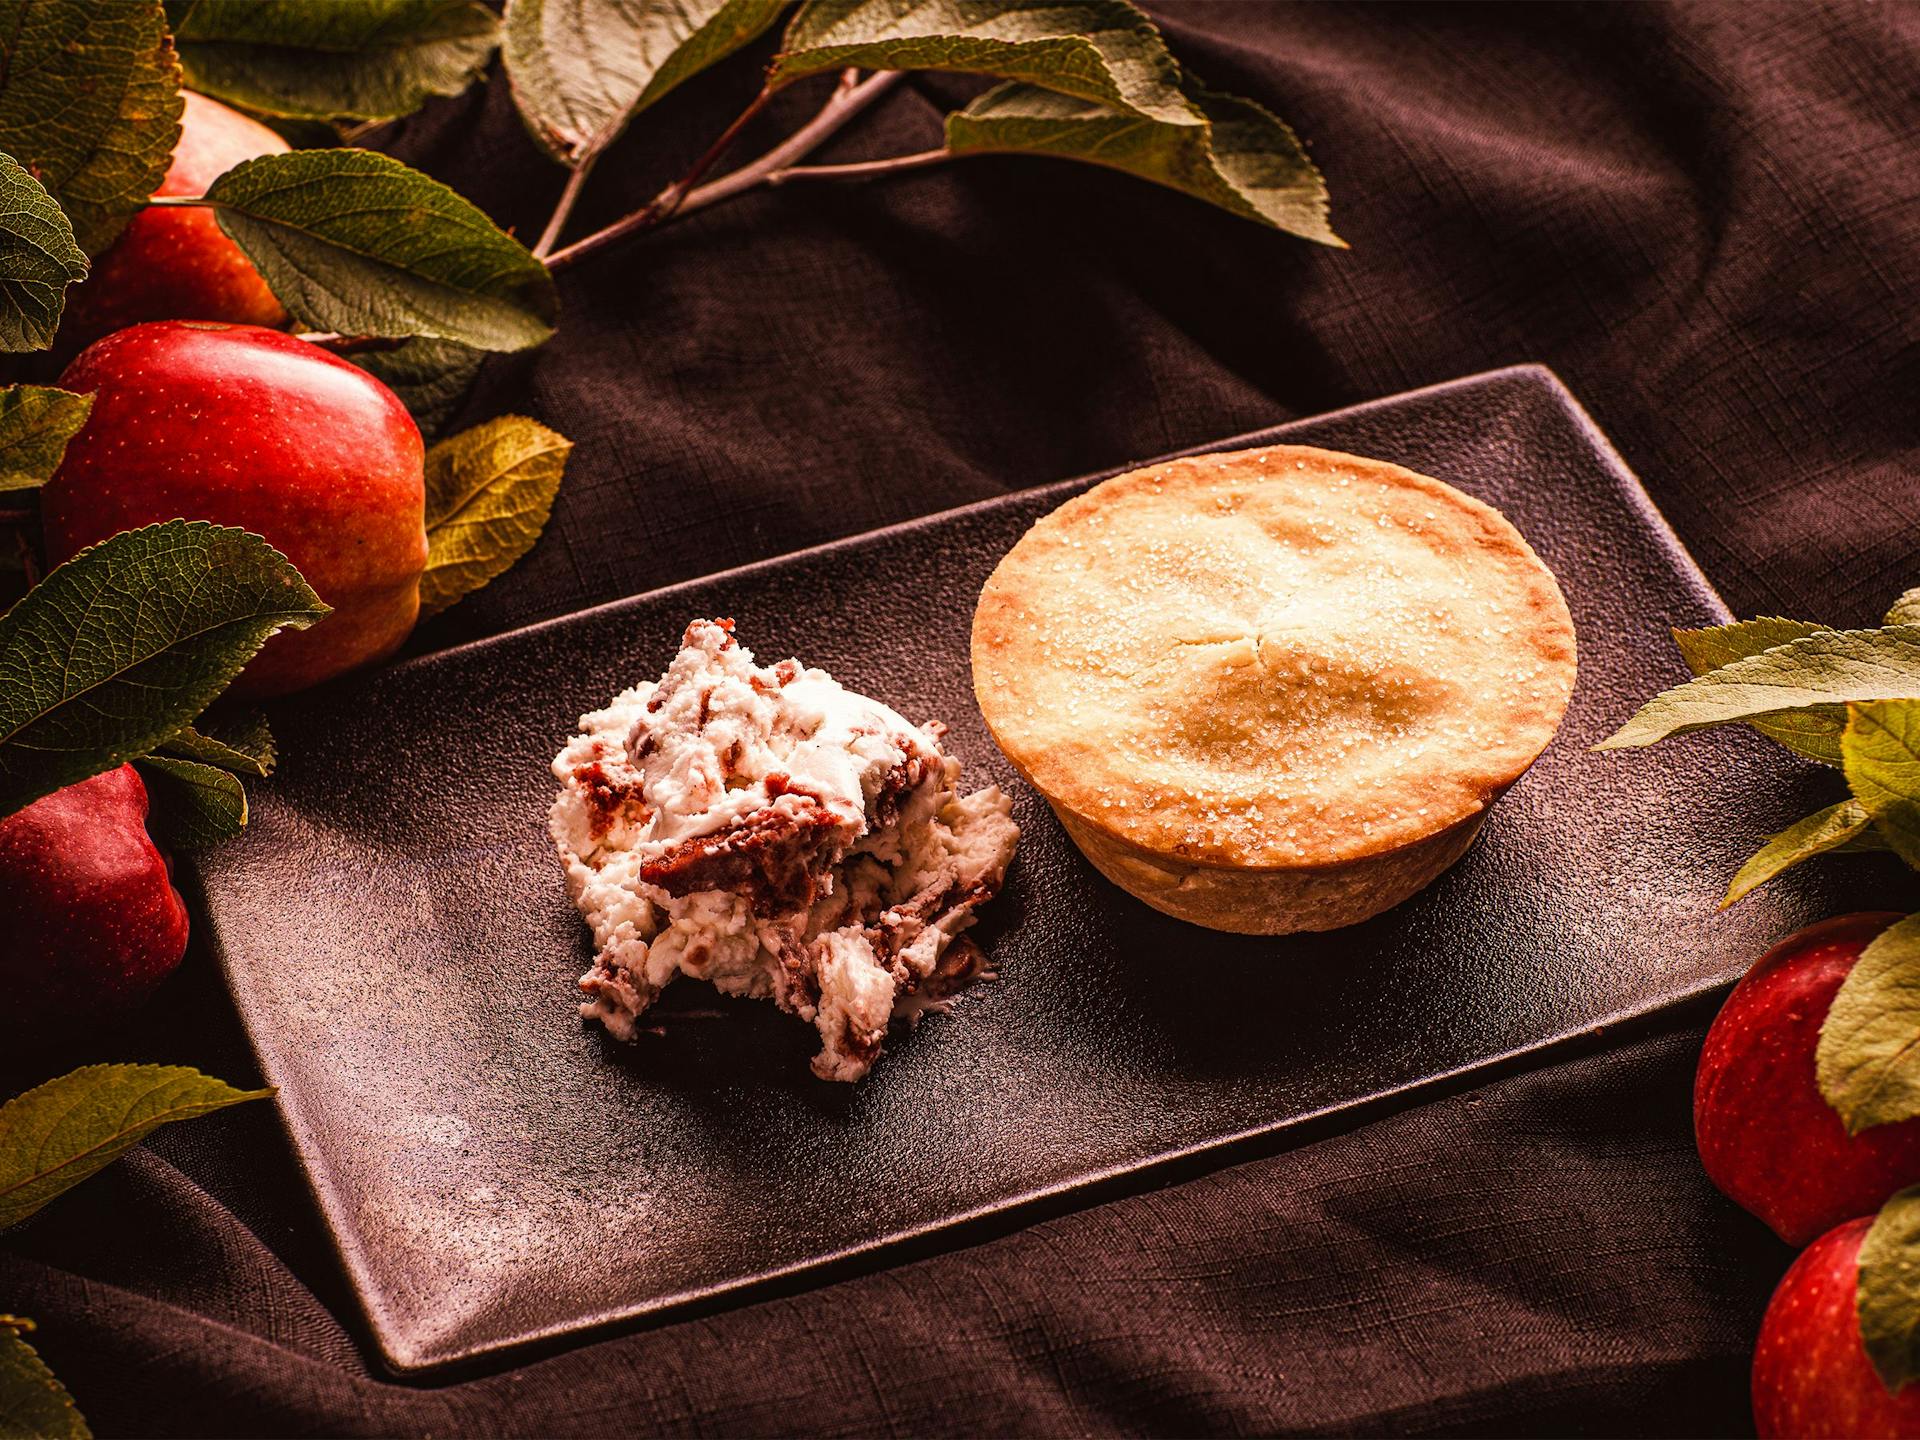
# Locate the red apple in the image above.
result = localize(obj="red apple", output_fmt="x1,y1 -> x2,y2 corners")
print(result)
0,766 -> 189,1031
59,91 -> 289,353
1753,1214 -> 1920,1438
42,322 -> 428,698
1696,912 -> 1920,1246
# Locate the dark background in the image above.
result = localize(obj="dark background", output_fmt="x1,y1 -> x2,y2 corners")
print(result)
5,2 -> 1919,1433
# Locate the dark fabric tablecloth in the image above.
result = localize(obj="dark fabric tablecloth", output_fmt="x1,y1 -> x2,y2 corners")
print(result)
6,2 -> 1919,1434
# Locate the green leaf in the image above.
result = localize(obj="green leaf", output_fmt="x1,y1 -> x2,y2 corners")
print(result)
1889,590 -> 1920,628
1674,618 -> 1855,765
134,754 -> 247,849
947,80 -> 1337,244
198,149 -> 557,351
1597,626 -> 1920,751
420,415 -> 570,618
0,520 -> 327,819
1723,798 -> 1882,906
0,1317 -> 89,1440
1817,913 -> 1920,1135
1673,616 -> 1828,675
158,711 -> 275,777
1859,1183 -> 1920,1395
0,155 -> 89,352
0,1066 -> 271,1230
1844,700 -> 1920,867
0,0 -> 183,257
167,0 -> 499,123
349,336 -> 486,439
772,0 -> 1193,122
0,387 -> 91,493
504,0 -> 786,167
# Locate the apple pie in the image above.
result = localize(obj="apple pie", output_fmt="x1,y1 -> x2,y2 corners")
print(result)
970,445 -> 1576,934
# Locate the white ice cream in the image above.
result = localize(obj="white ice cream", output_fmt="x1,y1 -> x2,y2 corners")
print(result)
550,618 -> 1019,1082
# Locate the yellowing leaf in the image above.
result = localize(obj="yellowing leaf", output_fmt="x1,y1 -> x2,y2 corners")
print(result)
1597,627 -> 1920,751
0,1317 -> 89,1439
420,415 -> 571,618
1817,913 -> 1920,1135
1860,1183 -> 1920,1395
0,1065 -> 272,1230
0,387 -> 92,493
1723,798 -> 1880,907
1673,617 -> 1829,674
1670,615 -> 1845,764
1844,700 -> 1920,867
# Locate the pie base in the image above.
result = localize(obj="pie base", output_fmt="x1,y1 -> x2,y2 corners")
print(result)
1053,802 -> 1488,936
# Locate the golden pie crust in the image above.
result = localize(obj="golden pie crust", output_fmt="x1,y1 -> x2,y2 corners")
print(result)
970,444 -> 1577,934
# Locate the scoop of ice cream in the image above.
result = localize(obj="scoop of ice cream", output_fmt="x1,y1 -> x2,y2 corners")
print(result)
551,618 -> 1019,1082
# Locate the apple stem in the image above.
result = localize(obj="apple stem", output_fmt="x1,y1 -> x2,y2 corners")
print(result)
544,69 -> 905,273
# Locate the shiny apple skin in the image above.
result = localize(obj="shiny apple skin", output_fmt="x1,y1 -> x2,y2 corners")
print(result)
1753,1215 -> 1920,1439
43,322 -> 428,697
60,91 -> 290,352
0,766 -> 189,1030
1696,912 -> 1920,1246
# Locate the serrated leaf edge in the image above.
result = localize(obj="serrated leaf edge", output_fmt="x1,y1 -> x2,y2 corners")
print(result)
0,1314 -> 90,1439
1596,623 -> 1920,751
0,1064 -> 274,1230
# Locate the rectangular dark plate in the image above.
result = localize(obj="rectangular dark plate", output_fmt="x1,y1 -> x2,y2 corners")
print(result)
198,365 -> 1849,1374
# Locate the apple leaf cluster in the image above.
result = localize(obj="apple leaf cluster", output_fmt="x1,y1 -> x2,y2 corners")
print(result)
1614,600 -> 1920,1396
0,2 -> 572,853
507,0 -> 1340,255
0,0 -> 551,361
1598,590 -> 1920,905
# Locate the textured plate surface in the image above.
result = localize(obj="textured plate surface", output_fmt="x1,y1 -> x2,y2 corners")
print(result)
199,366 -> 1846,1373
